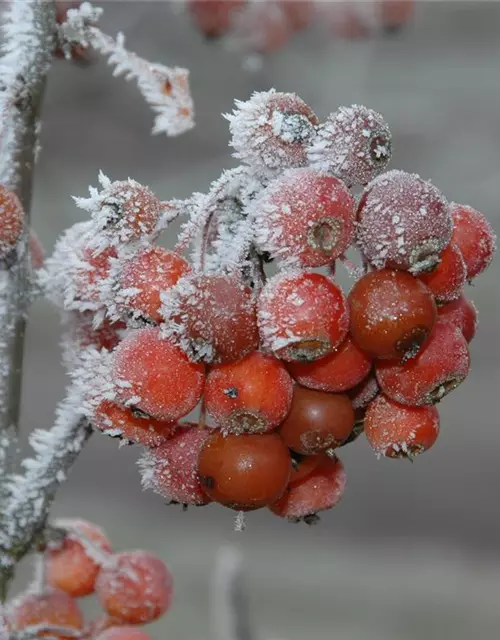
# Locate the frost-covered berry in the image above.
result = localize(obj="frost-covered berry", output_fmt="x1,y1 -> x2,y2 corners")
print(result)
65,312 -> 126,357
269,455 -> 346,522
376,319 -> 470,406
349,269 -> 437,360
252,168 -> 356,267
450,203 -> 496,280
289,451 -> 326,486
438,294 -> 477,343
112,327 -> 205,421
258,271 -> 349,362
117,247 -> 191,323
74,246 -> 117,306
204,351 -> 294,435
197,431 -> 291,510
187,0 -> 244,38
307,105 -> 392,186
279,386 -> 354,454
365,394 -> 439,459
161,273 -> 259,364
92,400 -> 177,447
356,170 -> 452,273
46,519 -> 112,598
230,2 -> 292,54
287,335 -> 372,393
96,551 -> 172,624
419,242 -> 466,303
225,90 -> 318,173
139,425 -> 212,506
0,184 -> 24,260
348,374 -> 379,412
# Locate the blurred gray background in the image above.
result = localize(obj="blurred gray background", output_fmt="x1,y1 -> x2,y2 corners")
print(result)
14,1 -> 500,638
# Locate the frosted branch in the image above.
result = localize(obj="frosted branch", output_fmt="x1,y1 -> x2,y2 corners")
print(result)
61,2 -> 194,136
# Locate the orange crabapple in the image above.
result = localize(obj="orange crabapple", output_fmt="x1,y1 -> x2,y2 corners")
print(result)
0,184 -> 24,260
112,327 -> 205,422
204,351 -> 294,435
253,168 -> 356,267
258,271 -> 349,362
74,245 -> 117,305
279,386 -> 354,454
376,319 -> 470,406
450,203 -> 496,281
438,294 -> 478,343
96,551 -> 173,625
364,394 -> 440,458
95,628 -> 152,640
419,242 -> 466,303
197,431 -> 291,510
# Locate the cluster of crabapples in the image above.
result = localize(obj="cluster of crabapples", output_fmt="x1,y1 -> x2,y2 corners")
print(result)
43,89 -> 495,525
4,519 -> 172,640
186,0 -> 415,54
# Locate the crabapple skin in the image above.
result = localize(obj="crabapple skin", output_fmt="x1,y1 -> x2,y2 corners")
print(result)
253,168 -> 356,267
0,185 -> 24,260
287,335 -> 372,393
450,203 -> 496,280
376,319 -> 470,406
92,400 -> 177,447
289,452 -> 326,486
258,271 -> 349,362
356,170 -> 452,273
112,327 -> 205,422
438,294 -> 477,343
95,628 -> 152,640
349,269 -> 437,360
45,519 -> 112,598
365,394 -> 439,458
118,247 -> 190,323
96,551 -> 173,625
269,455 -> 346,520
68,312 -> 125,353
139,425 -> 212,506
348,374 -> 380,411
8,589 -> 84,639
75,246 -> 117,305
197,431 -> 291,510
419,242 -> 466,303
204,351 -> 294,435
279,386 -> 354,454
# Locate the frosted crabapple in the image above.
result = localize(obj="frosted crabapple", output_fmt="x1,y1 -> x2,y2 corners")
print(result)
204,351 -> 294,435
161,273 -> 259,364
258,271 -> 349,362
74,245 -> 117,306
197,431 -> 291,510
45,519 -> 112,598
139,424 -> 212,506
341,375 -> 380,446
112,327 -> 205,422
279,386 -> 354,454
96,551 -> 173,624
349,269 -> 437,360
365,394 -> 440,458
187,0 -> 244,38
66,312 -> 126,354
419,242 -> 466,303
230,2 -> 292,54
0,182 -> 24,260
253,168 -> 356,267
376,319 -> 470,406
225,89 -> 318,172
438,294 -> 478,343
307,105 -> 392,186
289,452 -> 326,486
450,203 -> 496,280
287,334 -> 372,393
356,170 -> 452,273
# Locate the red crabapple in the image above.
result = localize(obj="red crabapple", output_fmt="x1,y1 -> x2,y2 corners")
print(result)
46,519 -> 112,598
376,319 -> 470,406
197,431 -> 291,510
365,394 -> 439,458
96,551 -> 173,624
139,424 -> 212,506
289,452 -> 326,486
348,374 -> 379,412
8,589 -> 84,639
112,327 -> 205,421
258,271 -> 349,362
226,89 -> 318,172
419,242 -> 466,303
253,168 -> 356,267
95,628 -> 152,640
75,246 -> 117,305
204,351 -> 293,435
450,203 -> 496,280
438,294 -> 477,343
349,269 -> 437,360
118,247 -> 191,323
161,273 -> 259,364
187,0 -> 244,38
307,105 -> 392,186
270,455 -> 346,522
92,400 -> 177,447
356,170 -> 452,273
67,312 -> 125,353
0,183 -> 24,260
279,386 -> 354,454
287,335 -> 372,393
